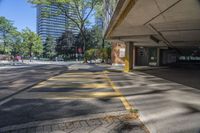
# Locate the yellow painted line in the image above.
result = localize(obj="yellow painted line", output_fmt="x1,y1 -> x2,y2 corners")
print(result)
81,83 -> 110,89
103,71 -> 133,112
33,84 -> 79,88
62,72 -> 103,75
33,83 -> 110,89
48,78 -> 90,81
14,92 -> 120,99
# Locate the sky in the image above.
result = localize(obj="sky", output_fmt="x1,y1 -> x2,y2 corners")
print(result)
0,0 -> 36,32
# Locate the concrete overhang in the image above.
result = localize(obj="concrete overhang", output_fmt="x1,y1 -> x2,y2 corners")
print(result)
105,0 -> 200,47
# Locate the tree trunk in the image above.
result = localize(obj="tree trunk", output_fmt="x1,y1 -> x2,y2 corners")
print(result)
3,33 -> 6,54
83,38 -> 87,63
101,37 -> 106,63
3,43 -> 6,54
102,37 -> 105,49
80,28 -> 87,63
29,46 -> 32,62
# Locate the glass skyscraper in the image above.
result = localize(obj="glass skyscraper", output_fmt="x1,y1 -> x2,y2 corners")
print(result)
37,5 -> 78,44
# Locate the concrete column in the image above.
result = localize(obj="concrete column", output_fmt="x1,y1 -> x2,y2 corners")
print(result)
124,42 -> 134,72
157,48 -> 160,66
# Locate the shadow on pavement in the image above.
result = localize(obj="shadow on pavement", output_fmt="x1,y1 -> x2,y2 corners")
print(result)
0,65 -> 126,129
140,68 -> 200,90
107,70 -> 200,133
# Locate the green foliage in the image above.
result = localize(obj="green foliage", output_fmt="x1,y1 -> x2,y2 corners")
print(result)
75,26 -> 102,51
84,48 -> 96,61
43,35 -> 56,59
21,28 -> 43,58
9,31 -> 23,56
84,47 -> 111,63
98,47 -> 111,63
0,16 -> 17,54
130,109 -> 139,114
94,0 -> 103,18
0,17 -> 44,60
56,31 -> 75,57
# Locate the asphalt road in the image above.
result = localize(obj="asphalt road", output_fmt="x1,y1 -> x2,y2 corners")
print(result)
0,64 -> 147,133
0,64 -> 70,101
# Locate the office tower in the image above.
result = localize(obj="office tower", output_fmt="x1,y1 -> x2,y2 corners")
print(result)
37,4 -> 78,44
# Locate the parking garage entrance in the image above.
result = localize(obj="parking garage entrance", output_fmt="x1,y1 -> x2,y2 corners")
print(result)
135,47 -> 158,66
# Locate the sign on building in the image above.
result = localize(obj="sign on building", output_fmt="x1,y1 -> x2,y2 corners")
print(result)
119,48 -> 125,58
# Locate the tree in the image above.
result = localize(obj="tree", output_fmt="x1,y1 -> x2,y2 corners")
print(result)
10,30 -> 23,57
75,27 -> 101,51
75,30 -> 90,51
56,31 -> 75,59
43,35 -> 55,59
0,17 -> 16,54
21,28 -> 43,61
28,0 -> 101,53
94,1 -> 114,62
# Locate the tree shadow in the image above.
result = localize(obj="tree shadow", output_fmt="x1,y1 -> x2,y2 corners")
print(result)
139,68 -> 200,90
107,70 -> 200,133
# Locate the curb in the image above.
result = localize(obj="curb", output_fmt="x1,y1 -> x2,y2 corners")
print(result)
0,111 -> 128,132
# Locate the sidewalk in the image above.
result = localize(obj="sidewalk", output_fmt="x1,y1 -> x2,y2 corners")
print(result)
0,112 -> 147,133
106,69 -> 200,133
0,60 -> 82,69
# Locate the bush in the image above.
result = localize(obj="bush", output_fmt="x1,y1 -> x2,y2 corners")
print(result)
84,47 -> 111,63
84,49 -> 96,61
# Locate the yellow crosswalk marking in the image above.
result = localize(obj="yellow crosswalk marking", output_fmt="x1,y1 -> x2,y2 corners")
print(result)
14,92 -> 120,99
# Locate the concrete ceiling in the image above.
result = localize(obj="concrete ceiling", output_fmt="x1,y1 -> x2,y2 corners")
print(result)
108,0 -> 200,47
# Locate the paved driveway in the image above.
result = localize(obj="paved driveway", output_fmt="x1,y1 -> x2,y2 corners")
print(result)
0,64 -> 146,133
107,69 -> 200,133
2,64 -> 198,133
141,68 -> 200,90
0,65 -> 70,101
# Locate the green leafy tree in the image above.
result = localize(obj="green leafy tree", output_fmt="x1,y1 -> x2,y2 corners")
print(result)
21,28 -> 43,61
56,31 -> 75,59
0,16 -> 16,54
10,30 -> 23,57
75,27 -> 102,52
94,1 -> 113,62
43,35 -> 55,59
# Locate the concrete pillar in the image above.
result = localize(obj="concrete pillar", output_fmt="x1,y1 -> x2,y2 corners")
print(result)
157,48 -> 160,66
133,45 -> 136,68
124,42 -> 134,72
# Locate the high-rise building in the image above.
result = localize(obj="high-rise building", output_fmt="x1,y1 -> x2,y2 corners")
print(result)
37,4 -> 78,44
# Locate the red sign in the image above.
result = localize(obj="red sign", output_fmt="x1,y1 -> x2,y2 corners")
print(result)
78,48 -> 82,53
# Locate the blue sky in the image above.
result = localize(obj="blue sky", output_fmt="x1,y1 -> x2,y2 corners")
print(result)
0,0 -> 36,32
0,0 -> 96,33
